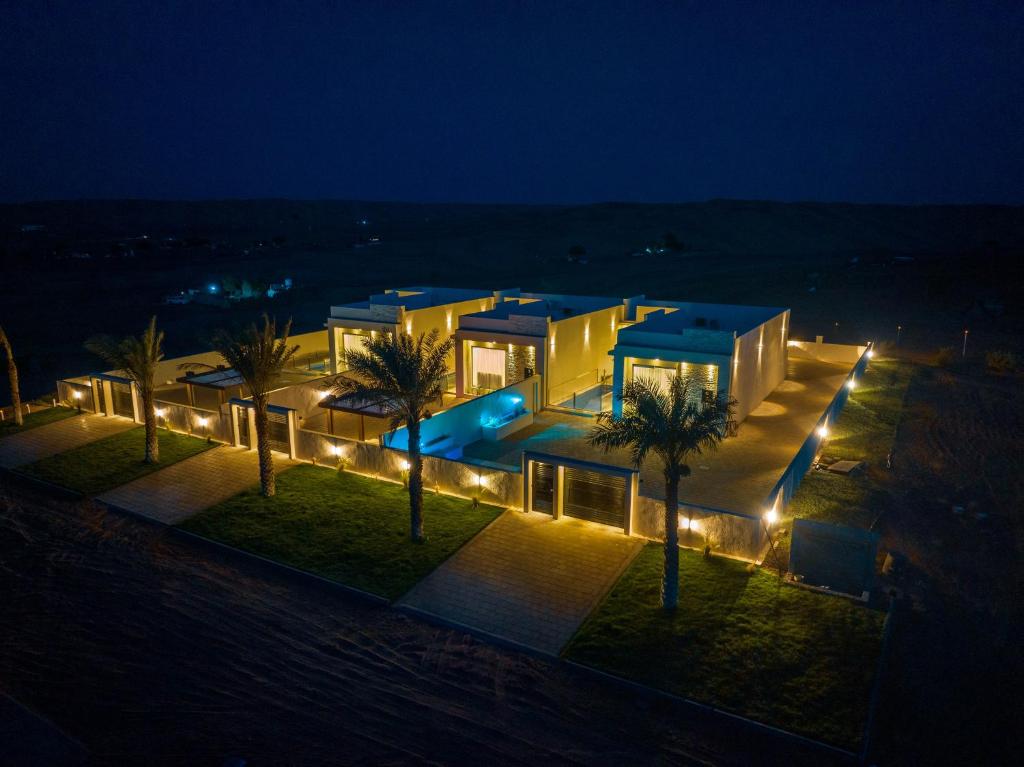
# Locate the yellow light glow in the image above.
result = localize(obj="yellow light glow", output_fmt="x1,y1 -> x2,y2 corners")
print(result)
846,379 -> 856,390
72,390 -> 82,399
584,320 -> 590,345
550,336 -> 556,352
764,508 -> 778,525
399,459 -> 410,471
154,407 -> 165,417
817,425 -> 829,438
317,390 -> 331,400
329,444 -> 343,457
405,320 -> 412,335
680,516 -> 701,532
866,349 -> 875,359
446,310 -> 453,332
197,416 -> 209,427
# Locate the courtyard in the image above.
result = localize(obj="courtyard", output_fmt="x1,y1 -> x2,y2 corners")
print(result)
463,356 -> 853,514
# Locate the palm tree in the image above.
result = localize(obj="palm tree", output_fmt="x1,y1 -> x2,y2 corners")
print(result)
589,375 -> 734,611
85,317 -> 165,463
0,325 -> 23,426
199,315 -> 298,497
333,329 -> 453,542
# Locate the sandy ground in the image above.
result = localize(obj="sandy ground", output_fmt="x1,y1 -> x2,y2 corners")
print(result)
0,476 -> 840,767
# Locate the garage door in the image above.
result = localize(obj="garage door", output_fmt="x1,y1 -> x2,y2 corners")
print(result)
111,382 -> 134,419
564,467 -> 626,529
267,410 -> 291,455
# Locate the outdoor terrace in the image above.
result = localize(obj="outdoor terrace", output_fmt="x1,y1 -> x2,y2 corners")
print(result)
461,356 -> 851,515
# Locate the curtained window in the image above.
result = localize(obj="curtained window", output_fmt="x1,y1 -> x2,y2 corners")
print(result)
472,346 -> 507,391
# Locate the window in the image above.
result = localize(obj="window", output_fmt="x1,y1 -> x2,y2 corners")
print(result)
633,365 -> 675,395
472,346 -> 506,391
343,333 -> 369,359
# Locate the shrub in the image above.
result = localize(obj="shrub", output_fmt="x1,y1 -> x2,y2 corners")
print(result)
935,347 -> 955,367
985,350 -> 1017,374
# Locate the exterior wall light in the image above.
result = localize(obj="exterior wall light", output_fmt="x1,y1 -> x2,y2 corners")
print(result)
866,349 -> 875,359
329,444 -> 342,457
846,379 -> 856,390
197,416 -> 209,427
317,390 -> 331,400
764,508 -> 778,525
399,459 -> 410,471
817,426 -> 829,438
154,408 -> 166,418
72,390 -> 83,399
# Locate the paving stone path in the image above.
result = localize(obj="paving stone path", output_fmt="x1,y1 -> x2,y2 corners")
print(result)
0,414 -> 136,469
399,510 -> 642,655
97,446 -> 297,524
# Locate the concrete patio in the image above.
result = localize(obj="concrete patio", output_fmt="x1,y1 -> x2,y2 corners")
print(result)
97,446 -> 298,524
398,510 -> 642,655
0,414 -> 137,469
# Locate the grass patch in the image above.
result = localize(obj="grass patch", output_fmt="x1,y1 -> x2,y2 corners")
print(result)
0,406 -> 78,438
566,544 -> 886,749
18,427 -> 215,495
179,464 -> 503,599
785,359 -> 916,531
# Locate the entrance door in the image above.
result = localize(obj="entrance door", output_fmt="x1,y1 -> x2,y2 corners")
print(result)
111,382 -> 134,419
237,408 -> 251,448
564,467 -> 626,529
531,461 -> 555,514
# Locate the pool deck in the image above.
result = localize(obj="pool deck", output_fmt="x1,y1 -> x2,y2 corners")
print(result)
462,357 -> 851,516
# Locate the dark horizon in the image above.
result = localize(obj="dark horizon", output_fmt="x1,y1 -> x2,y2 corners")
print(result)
3,1 -> 1023,206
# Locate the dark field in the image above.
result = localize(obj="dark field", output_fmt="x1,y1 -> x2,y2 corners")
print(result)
0,478 -> 844,767
2,199 -> 1023,396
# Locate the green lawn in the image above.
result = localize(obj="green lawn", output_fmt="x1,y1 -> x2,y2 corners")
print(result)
0,406 -> 78,438
566,545 -> 886,749
18,427 -> 215,495
784,358 -> 916,531
179,464 -> 504,599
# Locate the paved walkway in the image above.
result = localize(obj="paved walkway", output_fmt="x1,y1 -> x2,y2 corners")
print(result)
0,414 -> 136,469
399,510 -> 642,655
97,446 -> 298,524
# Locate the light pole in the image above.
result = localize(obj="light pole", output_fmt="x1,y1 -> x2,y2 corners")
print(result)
896,324 -> 902,346
962,329 -> 969,359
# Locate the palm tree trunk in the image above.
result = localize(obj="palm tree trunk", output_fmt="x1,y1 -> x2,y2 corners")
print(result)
407,418 -> 425,542
253,396 -> 275,497
0,332 -> 22,427
141,389 -> 159,463
662,475 -> 680,611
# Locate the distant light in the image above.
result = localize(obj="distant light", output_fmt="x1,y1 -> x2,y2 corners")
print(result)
208,284 -> 218,294
764,508 -> 778,525
846,379 -> 856,390
817,426 -> 829,438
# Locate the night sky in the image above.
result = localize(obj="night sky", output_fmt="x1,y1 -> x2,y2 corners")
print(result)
2,1 -> 1022,204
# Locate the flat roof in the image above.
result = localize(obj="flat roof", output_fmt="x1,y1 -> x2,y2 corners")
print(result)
467,293 -> 620,322
631,301 -> 785,336
334,286 -> 492,313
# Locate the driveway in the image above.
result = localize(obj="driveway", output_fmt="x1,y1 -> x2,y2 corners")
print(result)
97,446 -> 297,524
398,510 -> 642,655
0,414 -> 136,469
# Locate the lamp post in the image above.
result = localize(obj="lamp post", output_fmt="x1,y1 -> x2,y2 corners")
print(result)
962,329 -> 969,359
896,324 -> 902,346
